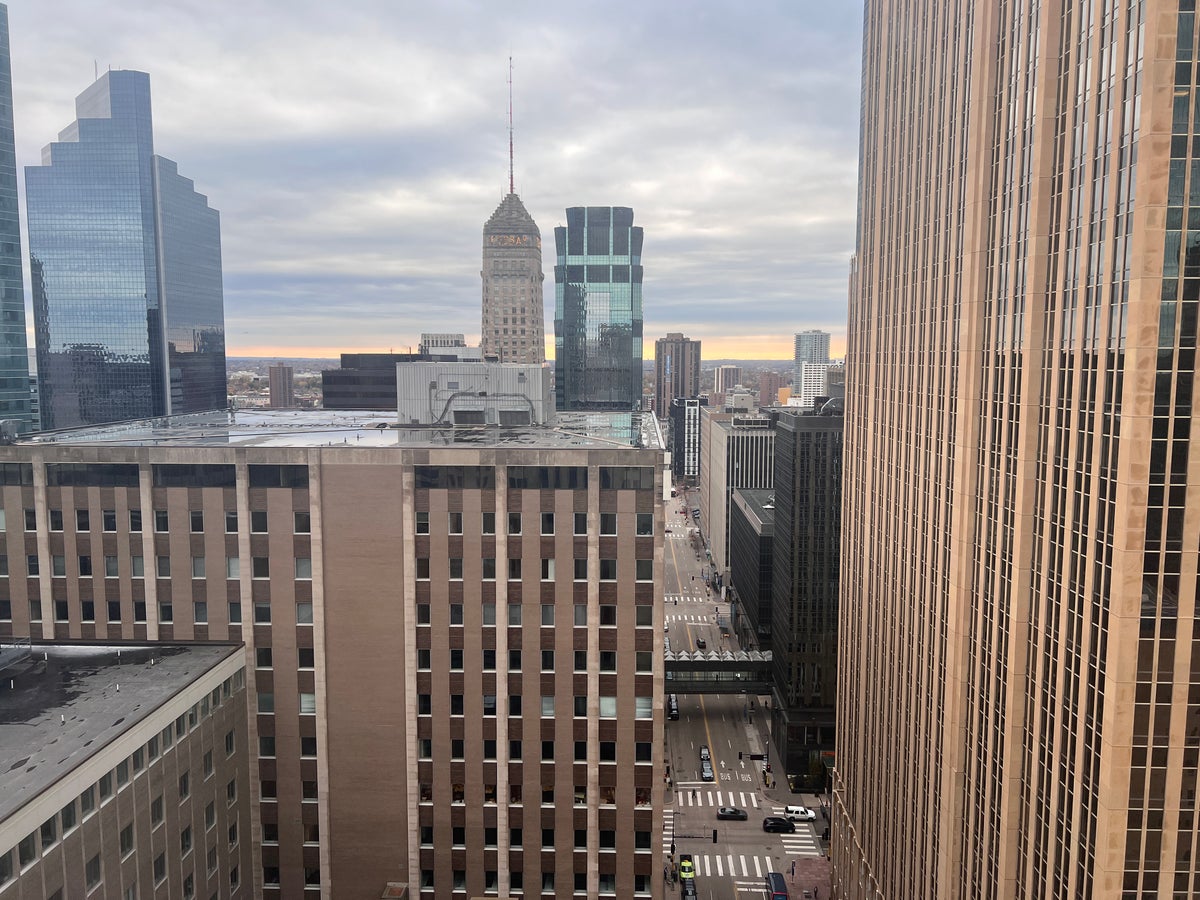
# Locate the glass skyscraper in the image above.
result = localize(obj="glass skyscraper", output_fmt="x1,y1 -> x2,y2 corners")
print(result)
26,70 -> 225,431
0,4 -> 32,431
554,206 -> 643,410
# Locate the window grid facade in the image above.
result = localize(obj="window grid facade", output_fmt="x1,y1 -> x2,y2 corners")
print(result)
839,2 -> 1200,899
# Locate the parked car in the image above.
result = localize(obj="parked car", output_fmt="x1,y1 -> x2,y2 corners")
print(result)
784,805 -> 817,822
762,816 -> 796,834
716,806 -> 748,821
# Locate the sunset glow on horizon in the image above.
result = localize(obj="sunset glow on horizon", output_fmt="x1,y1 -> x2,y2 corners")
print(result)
230,332 -> 848,362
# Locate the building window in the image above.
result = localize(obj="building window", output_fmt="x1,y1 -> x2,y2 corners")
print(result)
508,512 -> 521,534
541,512 -> 554,534
225,511 -> 238,533
156,556 -> 170,578
449,511 -> 463,534
251,557 -> 269,578
153,510 -> 168,532
251,510 -> 268,533
508,558 -> 521,579
416,557 -> 430,579
254,602 -> 271,624
600,513 -> 617,535
226,557 -> 239,579
541,558 -> 555,580
636,512 -> 653,535
300,693 -> 316,714
635,558 -> 653,581
297,602 -> 313,624
599,559 -> 617,580
192,556 -> 205,579
482,511 -> 496,534
102,509 -> 116,531
295,557 -> 312,579
415,511 -> 429,534
190,510 -> 204,533
449,558 -> 463,579
49,509 -> 63,531
294,511 -> 311,533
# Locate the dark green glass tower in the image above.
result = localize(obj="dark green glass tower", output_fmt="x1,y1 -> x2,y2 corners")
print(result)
553,206 -> 643,410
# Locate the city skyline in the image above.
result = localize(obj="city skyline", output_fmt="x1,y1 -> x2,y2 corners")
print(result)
2,2 -> 860,360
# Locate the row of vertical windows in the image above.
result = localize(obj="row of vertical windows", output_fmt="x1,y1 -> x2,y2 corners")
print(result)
5,507 -> 311,534
414,557 -> 651,581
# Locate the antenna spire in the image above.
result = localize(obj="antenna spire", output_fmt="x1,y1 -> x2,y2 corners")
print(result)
507,57 -> 515,195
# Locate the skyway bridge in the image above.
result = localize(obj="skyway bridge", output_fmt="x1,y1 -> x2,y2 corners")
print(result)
663,647 -> 773,694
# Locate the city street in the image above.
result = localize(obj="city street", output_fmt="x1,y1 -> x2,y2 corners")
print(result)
661,488 -> 828,898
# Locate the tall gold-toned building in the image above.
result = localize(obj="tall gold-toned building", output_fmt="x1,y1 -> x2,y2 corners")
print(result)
837,3 -> 1200,898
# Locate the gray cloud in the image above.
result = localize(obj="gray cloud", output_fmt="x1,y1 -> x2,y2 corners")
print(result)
8,0 -> 863,356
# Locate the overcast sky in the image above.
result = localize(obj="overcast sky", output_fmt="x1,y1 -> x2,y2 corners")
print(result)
8,1 -> 863,360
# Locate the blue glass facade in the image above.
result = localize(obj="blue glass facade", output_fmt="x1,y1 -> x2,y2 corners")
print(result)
27,71 -> 225,430
0,5 -> 32,431
554,206 -> 643,410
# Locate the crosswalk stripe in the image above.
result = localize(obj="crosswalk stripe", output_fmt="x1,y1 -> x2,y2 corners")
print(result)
750,794 -> 759,808
753,856 -> 763,877
714,855 -> 722,877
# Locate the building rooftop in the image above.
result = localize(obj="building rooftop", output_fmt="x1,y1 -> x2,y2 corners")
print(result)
0,642 -> 241,823
19,409 -> 663,452
733,488 -> 776,529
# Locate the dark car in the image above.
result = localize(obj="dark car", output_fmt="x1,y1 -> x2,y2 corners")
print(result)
695,637 -> 707,649
717,806 -> 748,820
681,877 -> 697,897
762,816 -> 796,834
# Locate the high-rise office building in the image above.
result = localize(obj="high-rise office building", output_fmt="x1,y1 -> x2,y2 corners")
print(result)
770,409 -> 841,778
653,332 -> 701,418
792,330 -> 829,390
554,207 -> 644,410
0,5 -> 31,432
757,370 -> 787,407
712,364 -> 741,396
481,195 -> 545,364
268,364 -> 295,408
698,409 -> 775,578
837,4 -> 1200,899
26,70 -> 226,431
0,408 -> 665,898
668,397 -> 706,486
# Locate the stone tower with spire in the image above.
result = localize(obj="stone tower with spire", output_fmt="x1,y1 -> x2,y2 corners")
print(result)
481,193 -> 544,364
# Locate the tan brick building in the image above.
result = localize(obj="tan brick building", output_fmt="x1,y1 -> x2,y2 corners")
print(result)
0,410 -> 665,899
0,643 -> 252,900
839,2 -> 1200,898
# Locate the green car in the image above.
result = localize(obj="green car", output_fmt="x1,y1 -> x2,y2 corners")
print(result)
679,855 -> 695,879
